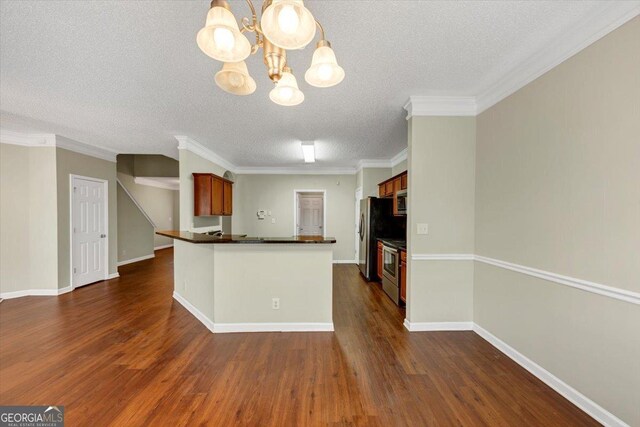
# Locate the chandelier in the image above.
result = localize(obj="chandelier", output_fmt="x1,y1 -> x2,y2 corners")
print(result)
196,0 -> 345,106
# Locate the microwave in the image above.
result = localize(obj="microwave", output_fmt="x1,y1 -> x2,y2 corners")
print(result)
395,190 -> 407,215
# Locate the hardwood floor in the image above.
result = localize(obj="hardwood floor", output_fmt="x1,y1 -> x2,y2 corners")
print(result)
0,248 -> 597,426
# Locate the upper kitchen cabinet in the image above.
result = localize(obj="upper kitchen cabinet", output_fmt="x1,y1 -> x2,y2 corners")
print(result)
378,171 -> 408,198
193,173 -> 233,216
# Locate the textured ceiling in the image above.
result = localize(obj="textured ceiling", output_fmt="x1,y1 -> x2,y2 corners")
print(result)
0,1 -> 613,167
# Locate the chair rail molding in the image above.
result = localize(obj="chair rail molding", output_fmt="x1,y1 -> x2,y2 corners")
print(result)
410,253 -> 640,305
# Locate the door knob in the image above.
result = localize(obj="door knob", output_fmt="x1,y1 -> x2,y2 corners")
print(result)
100,234 -> 106,238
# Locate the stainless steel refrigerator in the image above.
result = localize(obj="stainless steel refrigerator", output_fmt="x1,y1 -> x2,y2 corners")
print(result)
358,197 -> 406,281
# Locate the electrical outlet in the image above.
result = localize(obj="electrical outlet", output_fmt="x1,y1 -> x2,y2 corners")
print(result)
272,298 -> 280,310
417,223 -> 429,235
271,218 -> 276,224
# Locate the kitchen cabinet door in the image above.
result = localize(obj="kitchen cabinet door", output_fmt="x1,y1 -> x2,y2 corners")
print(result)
211,177 -> 224,215
400,259 -> 406,303
377,242 -> 383,281
401,173 -> 407,190
379,184 -> 385,198
223,181 -> 233,215
193,173 -> 212,216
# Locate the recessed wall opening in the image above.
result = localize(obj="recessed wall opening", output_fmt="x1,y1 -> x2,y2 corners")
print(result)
294,190 -> 326,237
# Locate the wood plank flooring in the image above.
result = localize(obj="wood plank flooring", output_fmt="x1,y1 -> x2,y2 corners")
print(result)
0,248 -> 598,426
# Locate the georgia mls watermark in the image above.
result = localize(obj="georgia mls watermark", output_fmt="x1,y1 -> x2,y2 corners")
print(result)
0,406 -> 64,427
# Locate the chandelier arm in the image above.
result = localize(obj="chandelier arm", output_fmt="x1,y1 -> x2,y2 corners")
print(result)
315,20 -> 326,41
244,0 -> 258,26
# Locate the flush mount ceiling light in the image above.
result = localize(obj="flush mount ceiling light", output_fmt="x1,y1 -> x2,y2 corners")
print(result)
301,141 -> 315,163
197,0 -> 345,106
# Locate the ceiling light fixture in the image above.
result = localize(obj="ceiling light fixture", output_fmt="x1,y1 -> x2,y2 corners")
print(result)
197,0 -> 345,106
301,142 -> 315,163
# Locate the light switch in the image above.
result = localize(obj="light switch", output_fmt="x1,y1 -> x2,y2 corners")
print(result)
417,223 -> 429,235
271,218 -> 276,224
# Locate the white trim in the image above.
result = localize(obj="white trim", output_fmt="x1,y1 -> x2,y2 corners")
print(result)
475,1 -> 640,114
472,323 -> 629,427
0,130 -> 56,146
117,254 -> 155,266
0,287 -> 72,299
154,244 -> 174,251
70,174 -> 110,289
474,255 -> 640,306
173,291 -> 216,332
410,253 -> 640,305
133,176 -> 179,191
175,135 -> 237,173
357,159 -> 392,170
293,189 -> 327,238
212,323 -> 334,333
107,272 -> 120,279
56,136 -> 117,162
117,179 -> 156,227
411,253 -> 474,261
404,96 -> 478,119
403,319 -> 473,331
0,130 -> 117,162
235,166 -> 357,175
390,148 -> 408,167
333,260 -> 356,264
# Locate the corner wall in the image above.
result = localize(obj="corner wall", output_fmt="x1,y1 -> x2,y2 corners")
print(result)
406,116 -> 476,325
474,17 -> 640,425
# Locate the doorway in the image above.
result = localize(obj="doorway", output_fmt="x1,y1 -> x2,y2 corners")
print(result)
354,187 -> 362,263
294,190 -> 325,237
71,175 -> 109,288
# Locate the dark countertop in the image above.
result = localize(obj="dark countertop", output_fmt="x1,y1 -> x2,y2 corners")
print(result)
378,238 -> 406,251
157,230 -> 337,244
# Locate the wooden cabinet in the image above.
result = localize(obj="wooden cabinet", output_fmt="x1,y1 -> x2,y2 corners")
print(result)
400,250 -> 407,303
193,173 -> 233,217
377,241 -> 383,281
378,170 -> 407,199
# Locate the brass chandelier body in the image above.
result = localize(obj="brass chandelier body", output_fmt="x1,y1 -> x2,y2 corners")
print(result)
197,0 -> 345,106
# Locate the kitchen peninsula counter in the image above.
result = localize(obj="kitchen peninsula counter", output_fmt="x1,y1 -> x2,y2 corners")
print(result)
157,230 -> 336,244
159,230 -> 336,334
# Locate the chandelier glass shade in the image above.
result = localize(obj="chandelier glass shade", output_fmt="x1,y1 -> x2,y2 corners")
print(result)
305,42 -> 345,88
269,68 -> 304,106
260,0 -> 316,50
196,6 -> 251,62
197,0 -> 344,106
215,61 -> 257,95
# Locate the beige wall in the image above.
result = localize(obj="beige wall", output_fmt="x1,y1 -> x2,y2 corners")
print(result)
359,167 -> 391,197
179,149 -> 227,230
474,17 -> 640,425
391,159 -> 407,176
232,174 -> 356,261
56,146 -> 118,288
117,183 -> 155,262
0,143 -> 58,293
407,116 -> 476,323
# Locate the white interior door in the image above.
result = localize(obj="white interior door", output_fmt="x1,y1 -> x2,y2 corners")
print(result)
297,194 -> 324,236
72,176 -> 107,288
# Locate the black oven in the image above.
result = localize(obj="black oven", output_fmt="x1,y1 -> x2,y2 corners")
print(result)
382,244 -> 400,304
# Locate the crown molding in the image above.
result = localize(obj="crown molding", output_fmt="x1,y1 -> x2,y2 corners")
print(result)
391,148 -> 407,167
174,135 -> 237,173
404,96 -> 477,119
357,159 -> 392,170
234,166 -> 357,175
0,129 -> 56,147
475,1 -> 640,114
0,129 -> 117,162
56,136 -> 117,162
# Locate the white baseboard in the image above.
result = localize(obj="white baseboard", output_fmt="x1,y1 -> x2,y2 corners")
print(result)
154,244 -> 174,251
333,260 -> 356,264
403,319 -> 473,331
472,323 -> 628,427
212,322 -> 334,333
117,254 -> 154,266
173,292 -> 334,334
1,286 -> 72,300
172,291 -> 215,332
107,272 -> 120,279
